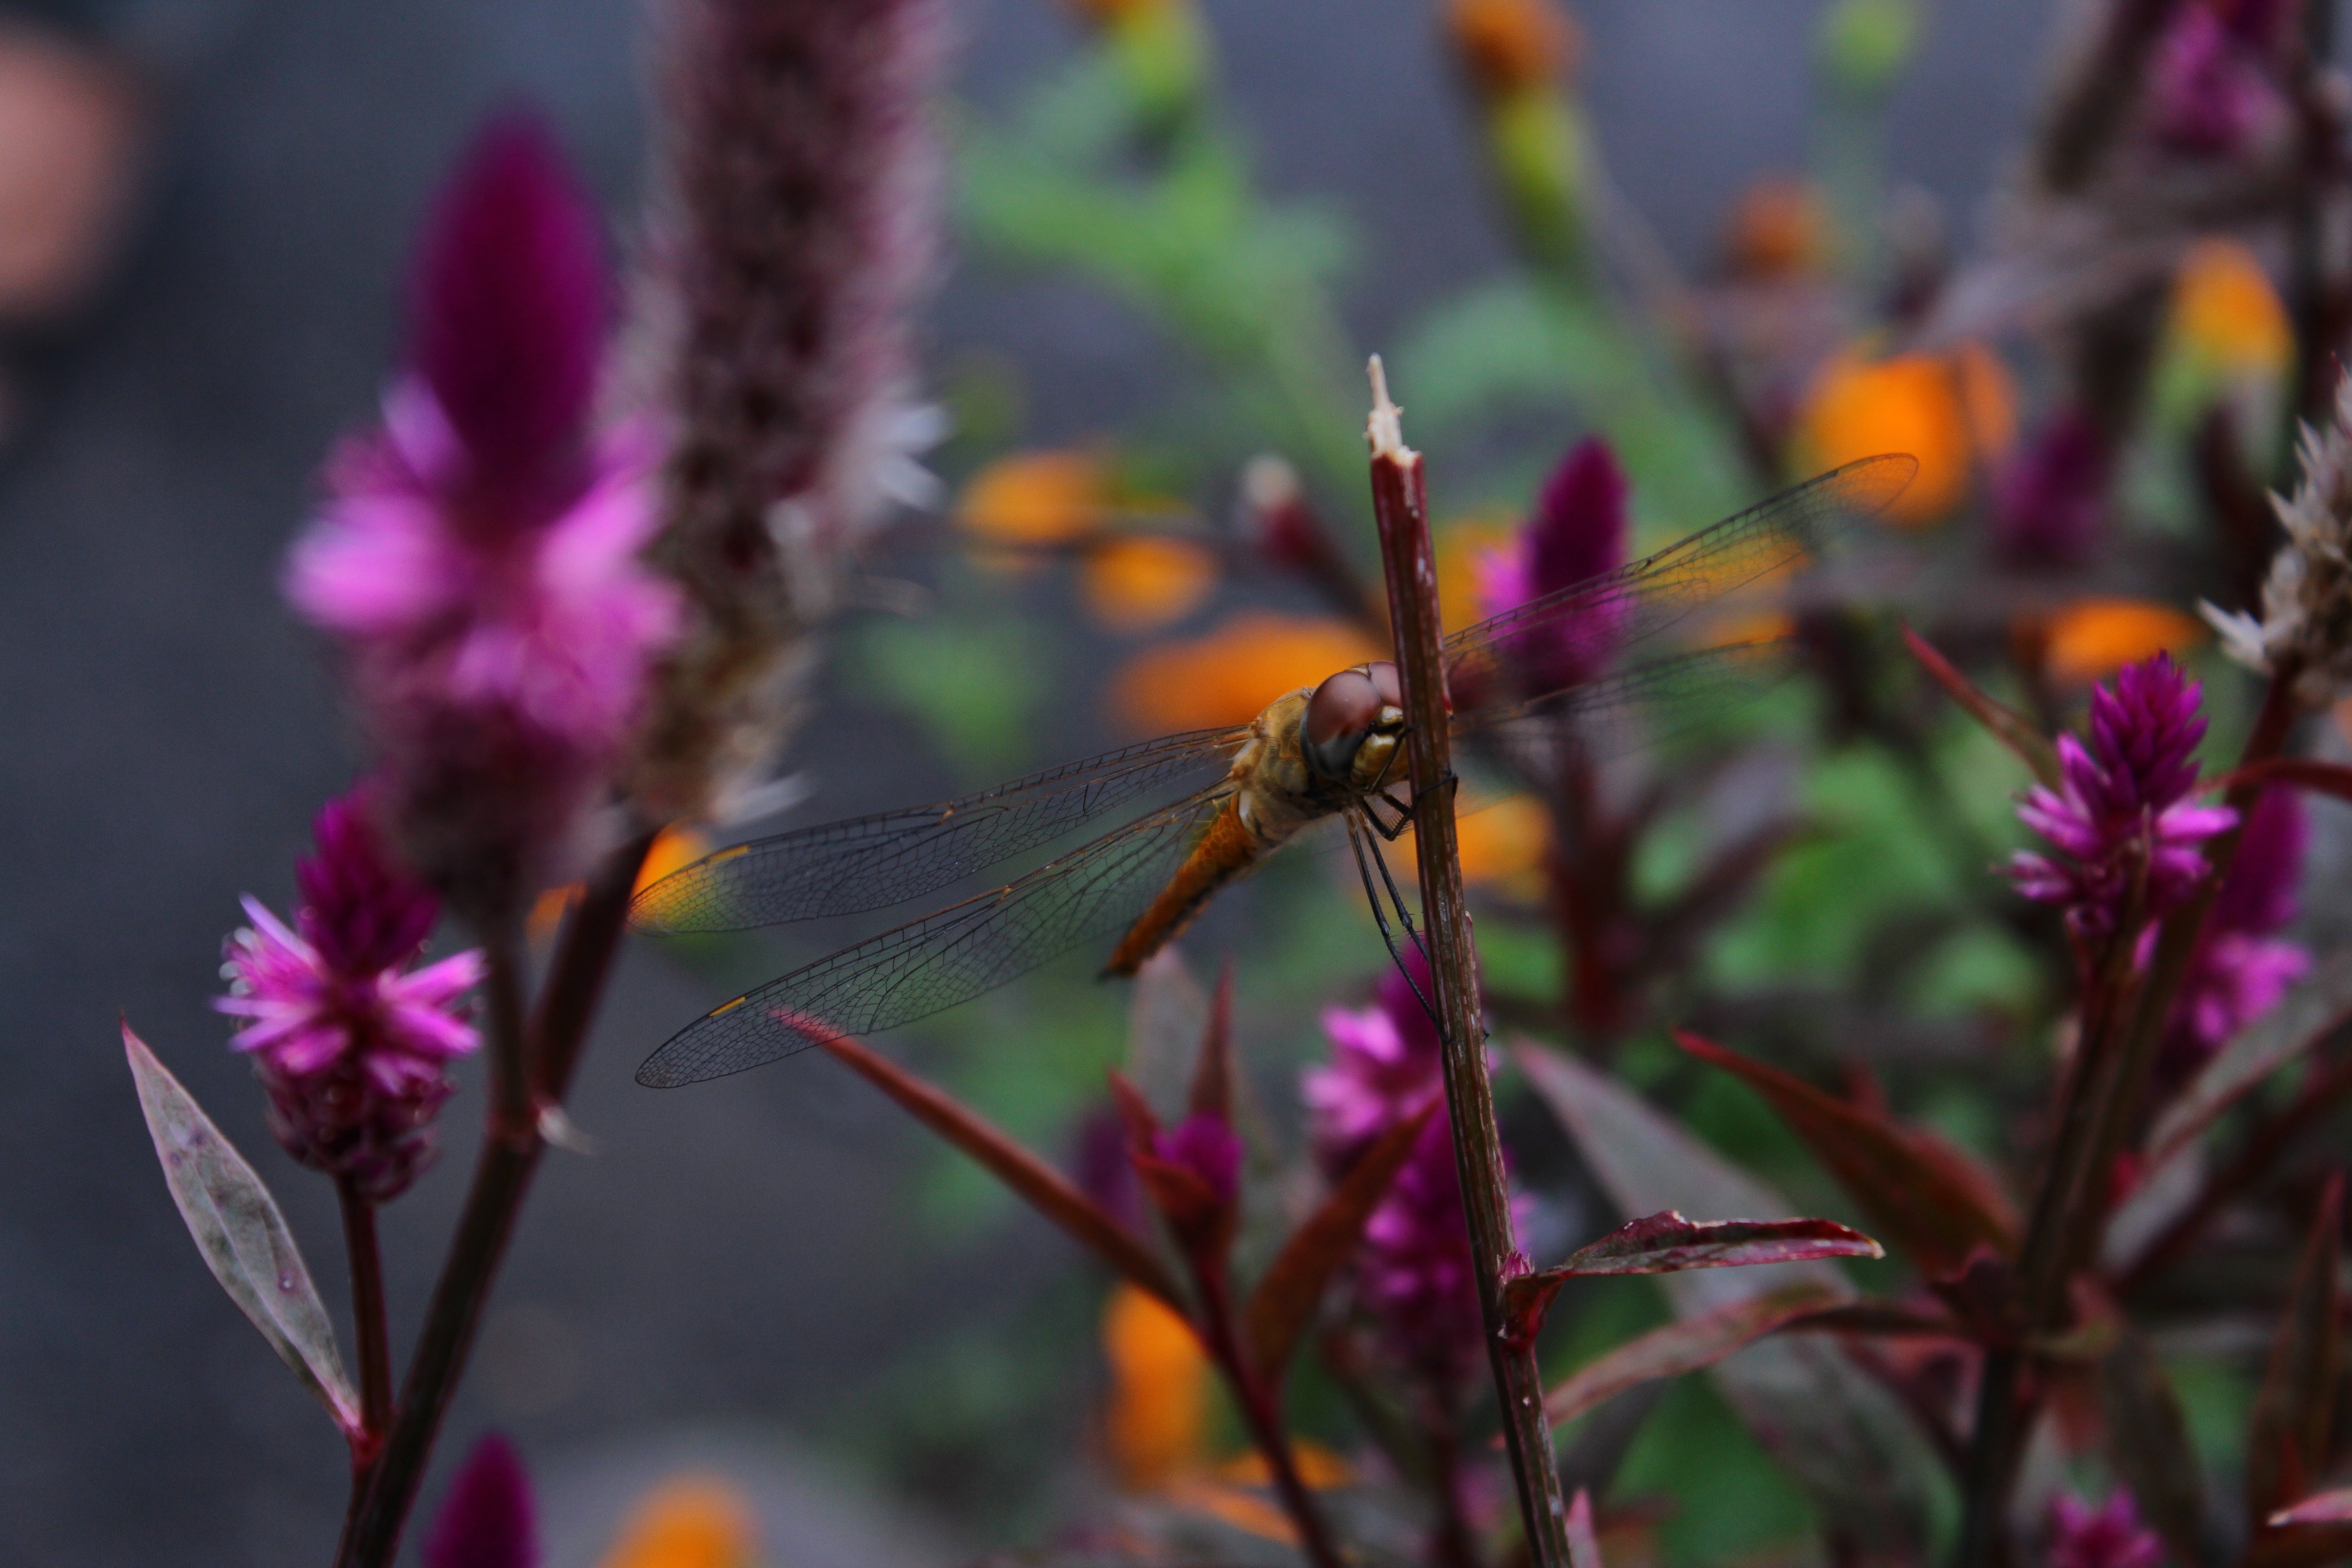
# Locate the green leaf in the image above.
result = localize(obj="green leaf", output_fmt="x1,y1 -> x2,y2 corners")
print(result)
123,1023 -> 358,1434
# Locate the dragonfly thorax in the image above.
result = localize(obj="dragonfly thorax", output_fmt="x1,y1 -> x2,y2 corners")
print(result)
1301,661 -> 1406,790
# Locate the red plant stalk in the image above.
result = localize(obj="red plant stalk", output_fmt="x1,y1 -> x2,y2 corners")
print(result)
335,1177 -> 393,1463
333,828 -> 656,1568
1365,357 -> 1570,1567
1185,1255 -> 1346,1568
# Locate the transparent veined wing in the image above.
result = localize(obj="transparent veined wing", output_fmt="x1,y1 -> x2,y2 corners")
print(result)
1450,639 -> 1803,772
636,787 -> 1238,1086
630,727 -> 1247,934
1441,453 -> 1916,709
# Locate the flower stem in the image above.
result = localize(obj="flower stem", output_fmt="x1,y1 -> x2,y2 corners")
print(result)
1193,1270 -> 1345,1568
1955,667 -> 2302,1566
1364,357 -> 1568,1568
336,1178 -> 392,1455
332,830 -> 655,1568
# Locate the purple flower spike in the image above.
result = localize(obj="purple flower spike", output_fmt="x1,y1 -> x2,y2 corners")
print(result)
2009,653 -> 2234,943
2045,1491 -> 2164,1568
286,110 -> 681,914
1154,1112 -> 1243,1210
423,1432 -> 539,1568
1477,437 -> 1632,691
411,113 -> 608,508
2150,0 -> 2291,158
216,790 -> 482,1200
1994,410 -> 2111,566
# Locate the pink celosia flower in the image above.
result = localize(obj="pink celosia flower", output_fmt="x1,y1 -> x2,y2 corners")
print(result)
1475,437 -> 1632,693
422,1432 -> 538,1568
1994,410 -> 2111,567
2045,1491 -> 2165,1568
216,795 -> 482,1200
284,113 -> 679,916
2008,653 -> 2234,944
1304,951 -> 1526,1388
2164,786 -> 2309,1073
2150,0 -> 2291,158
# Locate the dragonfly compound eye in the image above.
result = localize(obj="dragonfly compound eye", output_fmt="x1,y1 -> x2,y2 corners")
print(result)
1303,666 -> 1383,780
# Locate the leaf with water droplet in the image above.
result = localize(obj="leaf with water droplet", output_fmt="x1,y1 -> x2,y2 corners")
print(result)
124,1022 -> 358,1433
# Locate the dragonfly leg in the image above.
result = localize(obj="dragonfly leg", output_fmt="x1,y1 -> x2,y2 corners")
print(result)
1346,810 -> 1444,1039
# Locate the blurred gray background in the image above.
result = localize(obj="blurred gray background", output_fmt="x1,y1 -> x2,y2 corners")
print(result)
0,1 -> 2053,1562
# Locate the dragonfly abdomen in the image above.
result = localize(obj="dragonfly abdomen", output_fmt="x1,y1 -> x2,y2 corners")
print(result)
1100,794 -> 1272,977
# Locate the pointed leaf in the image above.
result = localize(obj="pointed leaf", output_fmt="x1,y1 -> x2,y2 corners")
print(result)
1565,1488 -> 1604,1568
2272,1491 -> 2352,1526
1127,948 -> 1208,1120
1506,1212 -> 1881,1344
2249,1175 -> 2344,1524
2095,1320 -> 2207,1564
1244,1102 -> 1433,1380
1188,962 -> 1235,1122
816,1034 -> 1187,1311
1902,625 -> 2060,788
124,1023 -> 358,1434
1544,1282 -> 1848,1427
2144,950 -> 2352,1170
1676,1031 -> 2016,1278
1516,1042 -> 1938,1550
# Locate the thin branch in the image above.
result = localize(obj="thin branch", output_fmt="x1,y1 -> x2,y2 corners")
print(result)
1364,356 -> 1569,1568
336,1179 -> 392,1456
333,829 -> 657,1568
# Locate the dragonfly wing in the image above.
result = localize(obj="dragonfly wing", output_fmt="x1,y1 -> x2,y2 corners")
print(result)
636,788 -> 1236,1086
631,728 -> 1245,933
1442,454 -> 1915,706
1453,639 -> 1802,769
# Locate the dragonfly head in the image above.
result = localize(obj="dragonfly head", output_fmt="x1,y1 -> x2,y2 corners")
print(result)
1302,661 -> 1406,787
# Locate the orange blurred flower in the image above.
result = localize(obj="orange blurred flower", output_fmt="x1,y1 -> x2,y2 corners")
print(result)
1724,176 -> 1829,279
598,1477 -> 760,1568
1446,0 -> 1579,95
1392,793 -> 1551,902
1110,612 -> 1385,733
1102,1282 -> 1211,1491
2170,237 -> 2291,380
958,450 -> 1108,555
1081,534 -> 1220,633
2034,598 -> 2205,683
1793,342 -> 2016,526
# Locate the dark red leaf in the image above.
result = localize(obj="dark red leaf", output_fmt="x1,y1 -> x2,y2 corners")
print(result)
1188,961 -> 1235,1122
2216,756 -> 2352,806
1544,1282 -> 1849,1427
1901,625 -> 2061,788
1243,1102 -> 1435,1379
1676,1031 -> 2017,1279
2272,1491 -> 2352,1526
817,1035 -> 1187,1310
2143,951 -> 2352,1171
2249,1175 -> 2344,1527
1504,1212 -> 1881,1345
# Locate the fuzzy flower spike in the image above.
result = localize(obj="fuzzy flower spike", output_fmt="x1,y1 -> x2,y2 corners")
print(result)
285,113 -> 680,919
2205,368 -> 2352,706
217,794 -> 484,1201
2008,652 -> 2234,947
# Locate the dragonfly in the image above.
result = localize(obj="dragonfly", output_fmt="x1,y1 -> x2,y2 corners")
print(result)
631,453 -> 1917,1088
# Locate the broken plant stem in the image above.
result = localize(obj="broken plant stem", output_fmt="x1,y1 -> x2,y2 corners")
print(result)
333,828 -> 657,1568
1365,356 -> 1569,1568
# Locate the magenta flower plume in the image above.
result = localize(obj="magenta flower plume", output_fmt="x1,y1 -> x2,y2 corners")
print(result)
1305,953 -> 1523,1388
422,1432 -> 539,1568
285,113 -> 679,916
216,794 -> 482,1201
2045,1491 -> 2164,1568
2150,0 -> 2291,158
2165,786 -> 2309,1071
1477,437 -> 1632,693
1993,410 -> 2111,567
2008,653 -> 2234,944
